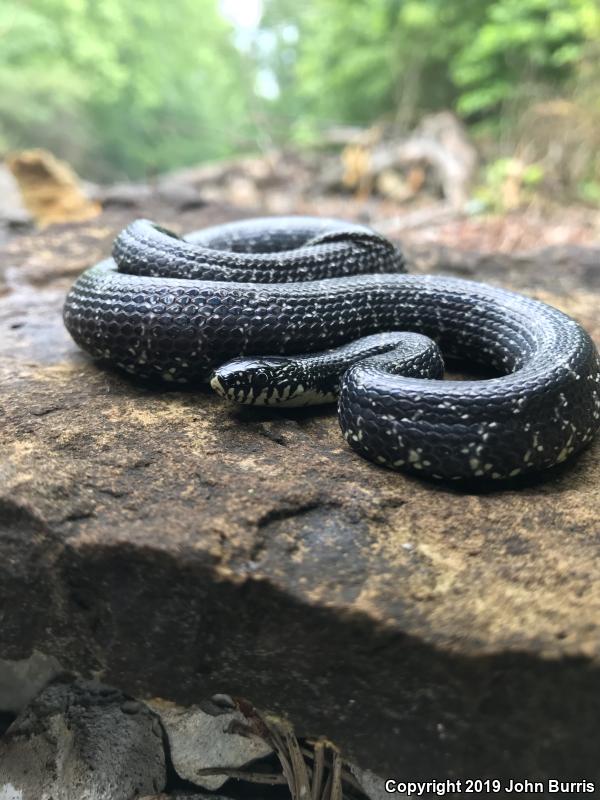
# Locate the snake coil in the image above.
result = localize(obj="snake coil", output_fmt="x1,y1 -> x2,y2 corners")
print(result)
63,216 -> 600,480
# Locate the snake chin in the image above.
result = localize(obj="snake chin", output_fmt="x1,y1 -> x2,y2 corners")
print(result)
209,373 -> 227,398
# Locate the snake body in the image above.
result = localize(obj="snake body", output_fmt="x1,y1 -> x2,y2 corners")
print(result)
63,216 -> 600,480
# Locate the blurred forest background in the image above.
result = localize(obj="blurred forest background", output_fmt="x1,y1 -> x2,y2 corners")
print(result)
1,0 -> 599,210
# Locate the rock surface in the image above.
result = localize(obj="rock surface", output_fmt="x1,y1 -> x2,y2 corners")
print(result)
1,202 -> 600,778
0,651 -> 62,714
0,679 -> 166,800
6,150 -> 101,227
349,764 -> 401,800
148,698 -> 272,790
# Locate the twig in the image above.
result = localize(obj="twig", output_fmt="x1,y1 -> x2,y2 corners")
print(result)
193,767 -> 287,785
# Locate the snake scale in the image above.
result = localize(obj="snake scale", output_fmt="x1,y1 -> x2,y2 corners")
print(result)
63,216 -> 600,480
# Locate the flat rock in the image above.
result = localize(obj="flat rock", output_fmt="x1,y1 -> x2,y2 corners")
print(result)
0,678 -> 166,800
147,698 -> 272,790
1,204 -> 599,778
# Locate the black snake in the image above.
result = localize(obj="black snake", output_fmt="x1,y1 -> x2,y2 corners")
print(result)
63,216 -> 600,480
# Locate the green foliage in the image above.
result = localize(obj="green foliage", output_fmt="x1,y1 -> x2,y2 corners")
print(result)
474,157 -> 545,211
1,0 -> 598,183
260,0 -> 484,139
260,0 -> 598,140
579,180 -> 600,204
453,0 -> 591,115
0,0 -> 257,179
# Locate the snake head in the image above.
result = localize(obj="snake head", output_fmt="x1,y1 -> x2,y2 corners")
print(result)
210,356 -> 303,405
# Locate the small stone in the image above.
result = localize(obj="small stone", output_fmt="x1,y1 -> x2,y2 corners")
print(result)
0,679 -> 166,800
147,700 -> 272,791
210,693 -> 236,710
120,699 -> 142,715
0,652 -> 63,715
6,149 -> 101,226
349,763 -> 400,800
